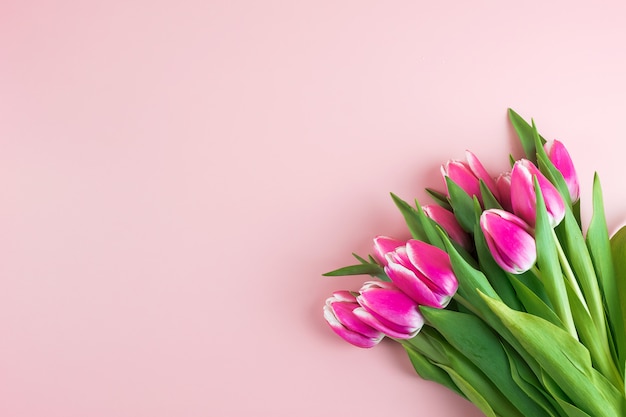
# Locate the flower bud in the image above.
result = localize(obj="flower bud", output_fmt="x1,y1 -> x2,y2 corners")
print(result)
480,209 -> 537,274
511,159 -> 565,227
441,150 -> 499,202
496,172 -> 512,212
372,236 -> 404,266
323,291 -> 384,348
544,139 -> 579,202
384,240 -> 458,308
354,281 -> 424,339
422,205 -> 471,251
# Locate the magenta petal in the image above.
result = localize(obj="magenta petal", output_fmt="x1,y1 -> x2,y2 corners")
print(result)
384,262 -> 441,307
445,161 -> 481,198
324,306 -> 382,348
511,159 -> 565,227
405,240 -> 458,295
357,287 -> 423,329
465,150 -> 499,200
423,205 -> 471,250
329,301 -> 384,339
545,140 -> 579,202
353,308 -> 420,339
480,210 -> 537,274
496,172 -> 512,212
373,236 -> 405,265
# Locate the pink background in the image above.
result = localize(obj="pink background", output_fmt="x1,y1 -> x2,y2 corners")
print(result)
2,1 -> 626,416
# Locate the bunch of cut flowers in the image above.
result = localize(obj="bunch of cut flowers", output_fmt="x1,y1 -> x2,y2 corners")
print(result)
323,110 -> 626,417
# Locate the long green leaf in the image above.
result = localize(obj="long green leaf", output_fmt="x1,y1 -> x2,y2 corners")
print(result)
322,263 -> 384,277
438,364 -> 498,417
508,277 -> 563,328
403,344 -> 464,397
426,188 -> 452,210
501,343 -> 562,417
390,192 -> 427,241
534,178 -> 576,337
507,108 -> 546,163
422,307 -> 550,417
587,173 -> 625,374
481,294 -> 623,417
445,177 -> 476,233
610,225 -> 626,388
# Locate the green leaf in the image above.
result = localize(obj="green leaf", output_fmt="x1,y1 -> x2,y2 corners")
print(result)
587,173 -> 625,374
352,252 -> 369,264
415,200 -> 445,250
533,178 -> 576,338
508,108 -> 546,163
422,307 -> 550,417
508,276 -> 563,329
445,177 -> 476,233
479,180 -> 502,210
541,370 -> 592,417
501,343 -> 561,417
426,188 -> 452,210
403,345 -> 464,397
322,263 -> 384,277
558,204 -> 608,350
610,225 -> 626,380
481,294 -> 623,417
390,193 -> 427,241
438,364 -> 498,417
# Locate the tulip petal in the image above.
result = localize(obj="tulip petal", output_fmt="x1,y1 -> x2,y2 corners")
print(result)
423,204 -> 472,250
373,236 -> 404,265
353,308 -> 420,339
405,240 -> 458,295
496,172 -> 512,212
324,306 -> 383,348
445,161 -> 481,198
545,140 -> 579,202
481,210 -> 537,274
384,261 -> 442,307
329,301 -> 384,339
466,150 -> 499,200
357,287 -> 423,329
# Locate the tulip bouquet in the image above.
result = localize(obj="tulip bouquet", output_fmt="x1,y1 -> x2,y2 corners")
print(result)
323,109 -> 626,417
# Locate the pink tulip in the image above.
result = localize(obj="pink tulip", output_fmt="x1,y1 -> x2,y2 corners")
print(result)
324,290 -> 384,348
441,150 -> 499,202
422,204 -> 472,251
480,209 -> 537,274
354,281 -> 424,339
544,140 -> 579,202
384,240 -> 458,308
510,159 -> 565,227
372,236 -> 404,266
496,172 -> 513,212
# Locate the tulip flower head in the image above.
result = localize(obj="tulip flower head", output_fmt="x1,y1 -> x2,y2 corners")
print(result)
372,236 -> 405,266
480,209 -> 537,274
496,172 -> 513,212
441,150 -> 499,203
354,281 -> 424,339
384,240 -> 458,308
422,204 -> 472,251
510,159 -> 565,227
544,139 -> 580,202
324,290 -> 384,348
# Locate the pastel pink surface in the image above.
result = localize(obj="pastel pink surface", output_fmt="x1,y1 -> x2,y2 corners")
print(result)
2,1 -> 626,416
